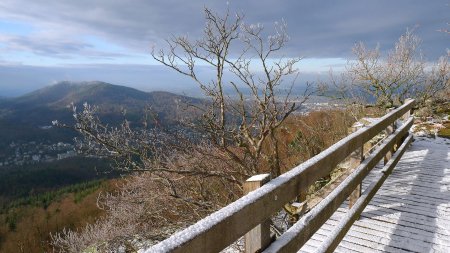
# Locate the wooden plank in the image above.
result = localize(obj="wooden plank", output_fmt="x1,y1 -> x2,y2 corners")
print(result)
398,98 -> 413,145
244,174 -> 272,253
349,184 -> 362,209
324,213 -> 450,246
315,134 -> 413,253
384,122 -> 394,164
349,146 -> 364,209
262,118 -> 414,253
349,122 -> 364,209
402,98 -> 413,120
144,100 -> 415,253
301,137 -> 450,253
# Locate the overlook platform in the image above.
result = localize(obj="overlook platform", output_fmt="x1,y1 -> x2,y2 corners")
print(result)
144,101 -> 450,253
300,137 -> 450,253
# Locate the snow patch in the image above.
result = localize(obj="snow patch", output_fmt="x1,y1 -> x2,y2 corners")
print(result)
247,174 -> 270,182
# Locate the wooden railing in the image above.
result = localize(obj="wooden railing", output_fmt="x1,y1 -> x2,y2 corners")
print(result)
142,99 -> 415,253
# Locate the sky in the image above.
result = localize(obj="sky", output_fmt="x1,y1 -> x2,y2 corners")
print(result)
0,0 -> 448,97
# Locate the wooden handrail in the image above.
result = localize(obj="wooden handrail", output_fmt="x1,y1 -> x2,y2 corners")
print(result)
263,118 -> 413,252
314,134 -> 413,253
142,99 -> 415,253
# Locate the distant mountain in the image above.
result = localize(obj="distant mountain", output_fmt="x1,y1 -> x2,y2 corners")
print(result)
14,81 -> 150,107
0,81 -> 202,148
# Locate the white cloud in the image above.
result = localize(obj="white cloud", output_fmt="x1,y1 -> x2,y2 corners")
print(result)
0,0 -> 448,95
0,0 -> 448,61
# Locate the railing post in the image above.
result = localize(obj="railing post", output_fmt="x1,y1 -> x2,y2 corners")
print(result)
399,98 -> 414,145
384,108 -> 395,164
349,122 -> 364,209
244,174 -> 271,253
296,188 -> 307,217
402,98 -> 413,120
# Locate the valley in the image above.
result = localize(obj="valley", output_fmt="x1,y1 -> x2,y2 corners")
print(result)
0,80 -> 353,252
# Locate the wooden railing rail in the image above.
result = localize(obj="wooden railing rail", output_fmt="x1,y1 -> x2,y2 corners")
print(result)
263,118 -> 413,252
314,134 -> 413,253
143,99 -> 415,253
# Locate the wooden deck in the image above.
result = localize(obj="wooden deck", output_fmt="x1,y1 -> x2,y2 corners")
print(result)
300,137 -> 450,253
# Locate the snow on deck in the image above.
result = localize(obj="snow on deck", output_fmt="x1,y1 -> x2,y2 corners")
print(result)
300,137 -> 450,253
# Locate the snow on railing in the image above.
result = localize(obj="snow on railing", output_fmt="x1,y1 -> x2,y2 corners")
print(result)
141,99 -> 415,253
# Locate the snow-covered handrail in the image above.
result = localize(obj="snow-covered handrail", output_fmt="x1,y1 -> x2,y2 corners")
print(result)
142,99 -> 415,253
263,118 -> 414,253
314,134 -> 414,253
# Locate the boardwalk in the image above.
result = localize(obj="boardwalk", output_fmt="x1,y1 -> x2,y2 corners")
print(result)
145,101 -> 445,253
300,137 -> 450,253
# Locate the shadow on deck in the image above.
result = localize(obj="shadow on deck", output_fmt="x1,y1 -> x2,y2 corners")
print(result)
303,137 -> 450,253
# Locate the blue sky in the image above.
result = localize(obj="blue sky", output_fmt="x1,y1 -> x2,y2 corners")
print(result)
0,0 -> 448,96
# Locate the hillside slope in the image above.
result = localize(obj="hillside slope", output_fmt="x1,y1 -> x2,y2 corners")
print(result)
0,81 -> 201,147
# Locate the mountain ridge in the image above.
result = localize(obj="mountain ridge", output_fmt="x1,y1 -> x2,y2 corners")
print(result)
10,81 -> 195,107
0,81 -> 202,148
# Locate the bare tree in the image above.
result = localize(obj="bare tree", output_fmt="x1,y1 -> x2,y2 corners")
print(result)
152,7 -> 310,177
413,55 -> 450,105
348,29 -> 425,107
51,172 -> 226,252
52,7 -> 308,251
322,29 -> 449,109
63,102 -> 242,198
317,69 -> 367,121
